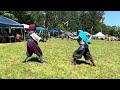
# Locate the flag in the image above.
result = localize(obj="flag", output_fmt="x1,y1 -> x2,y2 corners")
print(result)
99,18 -> 103,23
91,26 -> 93,30
64,21 -> 68,25
64,21 -> 69,27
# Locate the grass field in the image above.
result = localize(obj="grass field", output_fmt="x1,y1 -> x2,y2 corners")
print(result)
0,38 -> 120,79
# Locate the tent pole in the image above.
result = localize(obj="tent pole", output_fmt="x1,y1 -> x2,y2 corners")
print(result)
23,28 -> 25,41
1,27 -> 3,34
9,27 -> 11,34
21,28 -> 23,40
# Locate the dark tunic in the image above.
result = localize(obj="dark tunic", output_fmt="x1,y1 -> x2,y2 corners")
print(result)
26,31 -> 43,57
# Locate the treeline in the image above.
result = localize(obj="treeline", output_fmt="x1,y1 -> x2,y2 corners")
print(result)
0,11 -> 120,37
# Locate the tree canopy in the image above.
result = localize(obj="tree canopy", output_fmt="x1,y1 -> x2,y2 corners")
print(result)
0,11 -> 119,37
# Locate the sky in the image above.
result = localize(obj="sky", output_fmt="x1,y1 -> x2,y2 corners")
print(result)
103,11 -> 120,27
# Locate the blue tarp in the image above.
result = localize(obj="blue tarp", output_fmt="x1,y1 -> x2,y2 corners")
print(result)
0,16 -> 23,27
49,29 -> 64,33
84,31 -> 91,36
58,30 -> 64,33
49,29 -> 58,33
72,32 -> 77,35
36,27 -> 45,31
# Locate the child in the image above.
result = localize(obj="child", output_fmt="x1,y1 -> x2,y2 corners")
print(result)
23,24 -> 47,64
72,29 -> 96,66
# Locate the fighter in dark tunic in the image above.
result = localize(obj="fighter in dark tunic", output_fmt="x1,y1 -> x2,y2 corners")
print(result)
72,29 -> 96,66
23,24 -> 47,64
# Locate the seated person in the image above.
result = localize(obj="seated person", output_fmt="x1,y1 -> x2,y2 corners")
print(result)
16,34 -> 22,41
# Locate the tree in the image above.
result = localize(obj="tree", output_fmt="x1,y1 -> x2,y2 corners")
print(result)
0,11 -> 18,21
56,23 -> 65,30
10,11 -> 29,23
78,11 -> 105,34
30,11 -> 45,26
0,11 -> 107,35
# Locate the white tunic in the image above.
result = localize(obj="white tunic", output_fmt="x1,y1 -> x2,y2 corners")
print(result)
30,33 -> 42,43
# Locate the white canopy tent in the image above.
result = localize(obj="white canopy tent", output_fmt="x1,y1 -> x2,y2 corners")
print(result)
93,32 -> 105,40
95,32 -> 105,37
22,24 -> 29,29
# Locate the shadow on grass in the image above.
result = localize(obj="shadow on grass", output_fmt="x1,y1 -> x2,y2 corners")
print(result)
28,57 -> 40,62
72,59 -> 90,65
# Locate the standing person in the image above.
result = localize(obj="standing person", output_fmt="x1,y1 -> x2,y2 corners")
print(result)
72,28 -> 96,66
23,24 -> 47,64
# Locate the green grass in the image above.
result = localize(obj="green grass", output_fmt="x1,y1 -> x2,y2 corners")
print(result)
0,38 -> 120,79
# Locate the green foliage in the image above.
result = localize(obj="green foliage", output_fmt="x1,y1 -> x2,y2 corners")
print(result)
30,11 -> 45,26
1,11 -> 119,37
0,11 -> 18,21
0,39 -> 120,79
79,11 -> 105,34
10,11 -> 27,23
56,23 -> 65,30
3,12 -> 18,21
